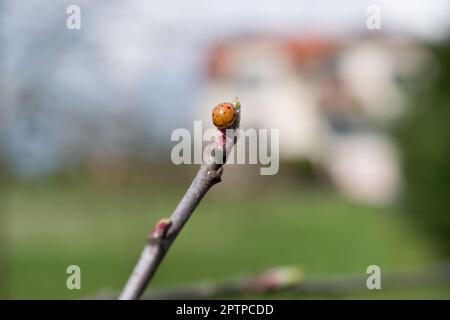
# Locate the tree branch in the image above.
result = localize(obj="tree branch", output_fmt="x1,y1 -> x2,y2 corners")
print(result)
93,260 -> 450,299
137,260 -> 450,299
119,121 -> 239,300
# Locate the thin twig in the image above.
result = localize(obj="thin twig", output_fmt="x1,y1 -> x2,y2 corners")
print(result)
137,260 -> 450,299
119,118 -> 240,300
94,260 -> 450,299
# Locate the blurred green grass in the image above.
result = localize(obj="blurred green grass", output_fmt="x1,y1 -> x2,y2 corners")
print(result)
4,178 -> 449,299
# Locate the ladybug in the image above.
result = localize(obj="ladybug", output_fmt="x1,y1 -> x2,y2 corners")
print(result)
211,100 -> 241,130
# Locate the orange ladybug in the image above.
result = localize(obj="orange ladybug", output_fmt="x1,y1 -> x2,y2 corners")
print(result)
211,99 -> 241,130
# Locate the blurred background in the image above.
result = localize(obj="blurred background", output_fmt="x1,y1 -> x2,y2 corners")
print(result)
1,0 -> 450,299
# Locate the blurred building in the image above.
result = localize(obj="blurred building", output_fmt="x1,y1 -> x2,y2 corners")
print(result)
196,35 -> 430,205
